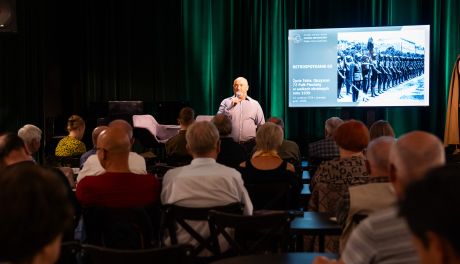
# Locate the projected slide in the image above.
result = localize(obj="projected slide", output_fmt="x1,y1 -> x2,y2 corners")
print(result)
288,25 -> 430,107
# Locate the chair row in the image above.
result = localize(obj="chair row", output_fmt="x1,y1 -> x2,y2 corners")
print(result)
79,203 -> 294,263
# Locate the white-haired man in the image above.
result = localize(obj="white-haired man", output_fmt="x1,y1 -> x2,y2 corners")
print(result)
161,121 -> 253,254
18,124 -> 42,159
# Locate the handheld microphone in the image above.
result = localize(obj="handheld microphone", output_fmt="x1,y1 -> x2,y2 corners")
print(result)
235,91 -> 242,99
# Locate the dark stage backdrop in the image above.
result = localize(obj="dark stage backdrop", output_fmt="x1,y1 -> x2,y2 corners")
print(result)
1,0 -> 459,152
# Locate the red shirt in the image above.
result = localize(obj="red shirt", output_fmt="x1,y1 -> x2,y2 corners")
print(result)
76,172 -> 160,208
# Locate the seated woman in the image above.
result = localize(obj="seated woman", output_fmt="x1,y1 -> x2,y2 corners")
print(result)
238,122 -> 302,210
309,119 -> 370,212
55,115 -> 87,157
308,119 -> 370,253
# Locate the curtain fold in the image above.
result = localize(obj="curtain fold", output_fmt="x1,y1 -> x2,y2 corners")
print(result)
1,0 -> 459,146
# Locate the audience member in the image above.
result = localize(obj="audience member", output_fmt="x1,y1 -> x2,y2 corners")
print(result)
212,113 -> 247,168
0,132 -> 33,170
309,120 -> 370,210
17,124 -> 42,159
369,119 -> 395,140
314,131 -> 445,264
0,133 -> 80,236
400,164 -> 460,264
0,163 -> 73,264
337,136 -> 397,250
76,126 -> 160,207
308,117 -> 343,159
55,115 -> 86,157
308,119 -> 369,252
79,125 -> 108,167
77,119 -> 146,183
165,106 -> 195,164
239,122 -> 301,210
217,77 -> 265,153
267,116 -> 301,170
161,121 -> 252,254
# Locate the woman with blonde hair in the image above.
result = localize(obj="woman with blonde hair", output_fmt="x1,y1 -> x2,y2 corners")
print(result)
238,122 -> 302,210
55,115 -> 86,157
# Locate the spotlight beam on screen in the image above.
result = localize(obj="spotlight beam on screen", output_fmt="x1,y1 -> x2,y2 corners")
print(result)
288,25 -> 430,107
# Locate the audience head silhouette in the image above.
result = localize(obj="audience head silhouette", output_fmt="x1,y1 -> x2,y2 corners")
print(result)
255,122 -> 283,153
365,136 -> 395,177
400,164 -> 460,264
0,133 -> 31,169
96,127 -> 131,171
178,107 -> 195,128
185,121 -> 220,157
212,114 -> 232,137
325,117 -> 343,138
90,125 -> 108,148
267,116 -> 285,130
389,131 -> 445,198
67,115 -> 85,140
0,163 -> 73,264
334,119 -> 369,153
370,120 -> 395,140
18,124 -> 42,155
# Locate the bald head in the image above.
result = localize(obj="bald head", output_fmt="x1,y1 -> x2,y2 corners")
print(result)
233,77 -> 249,99
108,120 -> 133,140
366,136 -> 395,176
91,126 -> 108,148
97,127 -> 131,154
390,131 -> 445,194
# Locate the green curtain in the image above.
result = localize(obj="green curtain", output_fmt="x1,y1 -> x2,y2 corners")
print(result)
1,0 -> 460,149
179,0 -> 460,141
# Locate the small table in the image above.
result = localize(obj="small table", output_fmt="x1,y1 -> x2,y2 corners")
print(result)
290,212 -> 341,252
211,252 -> 338,264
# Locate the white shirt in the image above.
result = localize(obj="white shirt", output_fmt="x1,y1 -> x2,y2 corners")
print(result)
161,158 -> 253,254
76,152 -> 147,183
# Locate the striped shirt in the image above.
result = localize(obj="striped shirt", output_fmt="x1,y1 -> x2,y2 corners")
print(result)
341,205 -> 419,264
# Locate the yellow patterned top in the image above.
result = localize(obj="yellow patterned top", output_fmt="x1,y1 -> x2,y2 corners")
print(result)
55,136 -> 86,157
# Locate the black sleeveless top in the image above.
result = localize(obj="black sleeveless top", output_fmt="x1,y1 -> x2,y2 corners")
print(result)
239,159 -> 302,209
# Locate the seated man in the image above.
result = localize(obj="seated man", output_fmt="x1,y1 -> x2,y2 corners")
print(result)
212,113 -> 247,168
77,119 -> 146,183
80,125 -> 108,168
76,126 -> 160,208
308,117 -> 343,160
17,124 -> 42,161
0,133 -> 80,236
161,121 -> 253,254
0,132 -> 34,170
165,106 -> 195,165
0,163 -> 74,264
337,136 -> 397,250
400,164 -> 460,264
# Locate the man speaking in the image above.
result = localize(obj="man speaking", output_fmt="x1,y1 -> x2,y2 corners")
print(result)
217,77 -> 265,152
